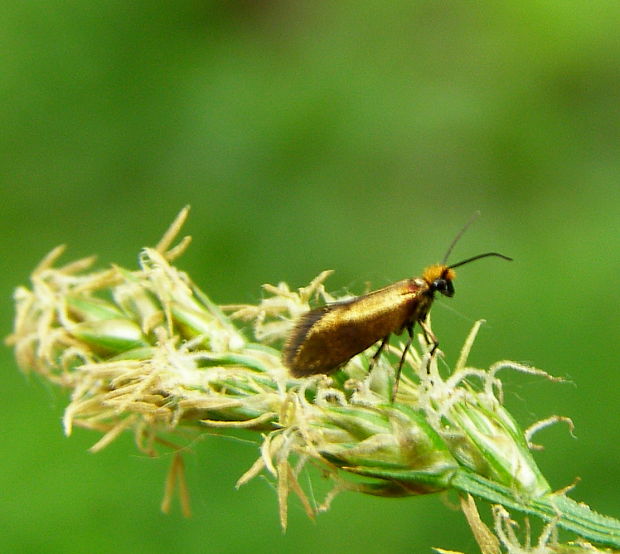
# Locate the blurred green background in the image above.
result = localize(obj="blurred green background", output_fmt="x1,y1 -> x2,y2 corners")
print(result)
2,2 -> 619,552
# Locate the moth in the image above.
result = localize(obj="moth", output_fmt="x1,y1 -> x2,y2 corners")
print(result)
283,216 -> 511,397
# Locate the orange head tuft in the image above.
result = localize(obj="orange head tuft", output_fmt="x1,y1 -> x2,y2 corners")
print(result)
422,264 -> 456,298
422,264 -> 456,284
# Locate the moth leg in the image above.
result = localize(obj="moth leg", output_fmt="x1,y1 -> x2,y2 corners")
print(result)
419,318 -> 439,373
391,324 -> 414,402
368,334 -> 390,373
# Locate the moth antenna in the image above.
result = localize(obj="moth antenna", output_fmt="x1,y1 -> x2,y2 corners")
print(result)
448,252 -> 512,269
441,210 -> 481,265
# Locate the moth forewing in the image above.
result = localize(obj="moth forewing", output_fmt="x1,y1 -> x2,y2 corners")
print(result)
283,278 -> 431,377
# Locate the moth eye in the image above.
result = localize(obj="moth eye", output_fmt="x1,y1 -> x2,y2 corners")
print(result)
433,278 -> 454,297
433,278 -> 447,292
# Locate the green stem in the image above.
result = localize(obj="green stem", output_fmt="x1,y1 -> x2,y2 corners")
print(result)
451,470 -> 620,548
